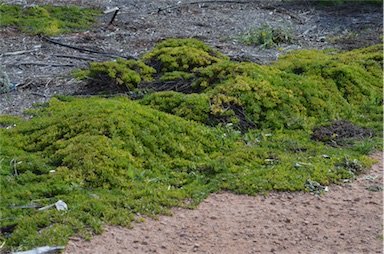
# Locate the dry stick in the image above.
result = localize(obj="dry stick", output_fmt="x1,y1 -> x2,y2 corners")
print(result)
1,48 -> 38,56
44,37 -> 138,60
51,54 -> 99,61
17,80 -> 34,89
104,7 -> 120,26
150,0 -> 261,14
15,62 -> 75,67
31,92 -> 48,97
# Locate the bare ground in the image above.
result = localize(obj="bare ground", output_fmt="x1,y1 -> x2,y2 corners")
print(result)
0,1 -> 383,253
64,153 -> 383,254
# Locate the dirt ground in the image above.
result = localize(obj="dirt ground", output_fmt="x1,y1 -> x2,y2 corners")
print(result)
64,152 -> 383,254
0,0 -> 383,253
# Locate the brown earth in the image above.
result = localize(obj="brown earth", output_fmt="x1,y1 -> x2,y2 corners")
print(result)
64,153 -> 383,254
0,1 -> 383,253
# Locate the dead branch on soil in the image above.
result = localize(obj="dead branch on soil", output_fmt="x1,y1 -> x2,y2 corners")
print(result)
31,92 -> 49,97
1,48 -> 40,56
51,54 -> 99,61
44,37 -> 138,60
150,0 -> 258,14
13,62 -> 75,67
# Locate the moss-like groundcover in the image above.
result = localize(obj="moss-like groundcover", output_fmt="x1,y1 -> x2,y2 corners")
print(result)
0,39 -> 382,251
0,3 -> 101,35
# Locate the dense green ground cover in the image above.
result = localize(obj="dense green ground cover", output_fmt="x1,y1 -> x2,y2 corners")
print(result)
0,3 -> 101,35
0,38 -> 382,253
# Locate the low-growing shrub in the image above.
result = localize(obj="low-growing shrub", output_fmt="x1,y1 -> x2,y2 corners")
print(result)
74,39 -> 383,133
3,38 -> 381,252
141,38 -> 229,73
73,59 -> 156,91
1,95 -> 379,251
235,24 -> 294,49
0,3 -> 101,35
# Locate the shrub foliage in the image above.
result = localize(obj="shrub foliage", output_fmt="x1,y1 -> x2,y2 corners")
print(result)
0,3 -> 101,35
1,38 -> 382,251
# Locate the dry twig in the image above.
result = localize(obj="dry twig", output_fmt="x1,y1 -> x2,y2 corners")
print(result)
1,48 -> 39,56
44,37 -> 138,60
52,54 -> 99,61
14,62 -> 75,67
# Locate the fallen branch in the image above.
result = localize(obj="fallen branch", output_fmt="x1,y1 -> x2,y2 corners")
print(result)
1,48 -> 39,56
52,54 -> 99,61
14,62 -> 75,67
150,0 -> 262,14
44,37 -> 138,60
104,7 -> 120,26
31,92 -> 49,97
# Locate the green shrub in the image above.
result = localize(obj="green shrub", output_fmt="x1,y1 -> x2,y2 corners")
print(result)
141,38 -> 228,73
0,95 -> 379,251
2,38 -> 382,252
0,4 -> 101,35
236,24 -> 294,49
75,39 -> 382,133
140,91 -> 212,124
73,59 -> 156,90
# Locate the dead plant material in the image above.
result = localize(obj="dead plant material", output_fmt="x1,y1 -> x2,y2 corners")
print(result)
311,120 -> 374,146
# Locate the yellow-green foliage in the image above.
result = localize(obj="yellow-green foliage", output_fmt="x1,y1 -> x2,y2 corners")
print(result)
1,39 -> 383,251
0,3 -> 101,35
75,39 -> 382,131
137,40 -> 382,131
140,91 -> 212,124
236,24 -> 294,48
73,59 -> 156,90
141,38 -> 229,72
1,95 -> 377,251
274,45 -> 382,106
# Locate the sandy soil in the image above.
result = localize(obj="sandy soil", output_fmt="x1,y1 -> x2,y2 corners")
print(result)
64,153 -> 383,254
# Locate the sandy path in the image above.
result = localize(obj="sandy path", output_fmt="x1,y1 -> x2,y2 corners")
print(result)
64,152 -> 383,254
